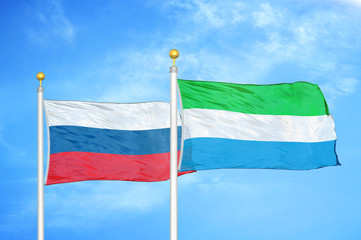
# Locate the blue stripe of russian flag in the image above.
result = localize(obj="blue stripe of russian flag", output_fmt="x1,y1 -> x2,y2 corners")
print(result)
50,126 -> 182,155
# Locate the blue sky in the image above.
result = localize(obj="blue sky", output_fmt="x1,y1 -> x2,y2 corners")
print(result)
1,0 -> 361,239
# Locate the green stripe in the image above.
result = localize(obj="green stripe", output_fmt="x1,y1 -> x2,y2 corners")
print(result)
178,79 -> 329,116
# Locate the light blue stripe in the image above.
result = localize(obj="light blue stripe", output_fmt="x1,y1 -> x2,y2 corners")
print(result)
180,138 -> 339,171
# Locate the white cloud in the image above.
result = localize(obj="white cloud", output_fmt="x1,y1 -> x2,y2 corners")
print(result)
244,3 -> 361,94
95,48 -> 171,103
86,1 -> 359,104
39,1 -> 360,116
28,0 -> 75,45
333,0 -> 361,7
294,26 -> 316,45
337,78 -> 358,93
192,0 -> 245,27
320,78 -> 359,106
253,2 -> 283,27
165,0 -> 246,28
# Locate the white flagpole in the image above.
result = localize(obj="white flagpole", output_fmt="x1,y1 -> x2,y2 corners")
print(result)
169,49 -> 179,240
37,72 -> 45,240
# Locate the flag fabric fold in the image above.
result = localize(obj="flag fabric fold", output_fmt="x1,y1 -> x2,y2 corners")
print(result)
44,100 -> 187,185
177,79 -> 339,172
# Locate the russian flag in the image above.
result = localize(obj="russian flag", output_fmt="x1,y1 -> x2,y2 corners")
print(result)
44,100 -> 188,185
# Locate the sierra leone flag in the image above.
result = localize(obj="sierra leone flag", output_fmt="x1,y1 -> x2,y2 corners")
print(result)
177,79 -> 339,172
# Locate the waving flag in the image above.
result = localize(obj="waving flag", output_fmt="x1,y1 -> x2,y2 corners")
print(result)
177,79 -> 339,172
44,100 -> 186,185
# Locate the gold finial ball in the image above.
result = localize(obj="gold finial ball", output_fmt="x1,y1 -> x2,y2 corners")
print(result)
169,49 -> 179,60
36,72 -> 45,81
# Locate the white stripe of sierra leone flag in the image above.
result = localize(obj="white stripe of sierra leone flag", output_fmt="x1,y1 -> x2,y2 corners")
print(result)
177,79 -> 339,172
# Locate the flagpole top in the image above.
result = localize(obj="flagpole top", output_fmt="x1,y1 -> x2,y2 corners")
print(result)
36,72 -> 45,87
169,49 -> 179,66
